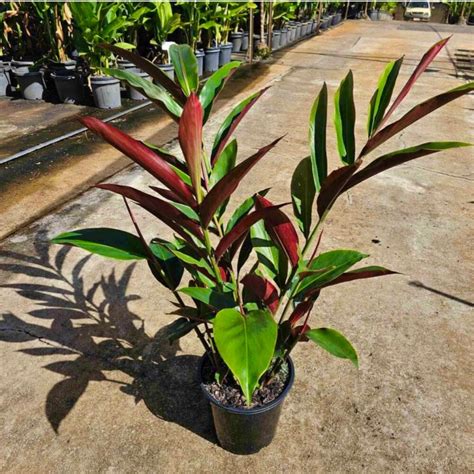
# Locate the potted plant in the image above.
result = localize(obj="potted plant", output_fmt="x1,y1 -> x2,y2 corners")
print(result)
141,0 -> 182,80
199,2 -> 222,73
69,1 -> 134,109
52,39 -> 473,454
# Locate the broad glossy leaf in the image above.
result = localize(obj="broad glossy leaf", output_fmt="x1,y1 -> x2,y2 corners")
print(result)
345,142 -> 472,192
250,219 -> 282,283
210,139 -> 237,187
51,228 -> 146,260
103,68 -> 182,120
215,205 -> 285,261
213,309 -> 278,404
291,157 -> 316,239
81,117 -> 195,207
211,87 -> 269,165
199,61 -> 240,123
367,57 -> 403,136
255,195 -> 299,268
101,43 -> 186,104
179,287 -> 236,309
296,250 -> 368,298
316,161 -> 361,218
361,82 -> 474,157
379,37 -> 450,130
305,327 -> 358,367
200,136 -> 284,227
169,44 -> 198,96
334,70 -> 356,165
322,265 -> 398,288
309,83 -> 328,191
179,93 -> 203,195
97,184 -> 203,244
241,274 -> 279,314
149,239 -> 184,290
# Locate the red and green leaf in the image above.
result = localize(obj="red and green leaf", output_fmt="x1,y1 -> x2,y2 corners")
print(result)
169,44 -> 199,96
288,300 -> 313,327
241,273 -> 279,314
321,266 -> 398,288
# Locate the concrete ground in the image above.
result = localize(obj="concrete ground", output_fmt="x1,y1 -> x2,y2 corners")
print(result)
1,20 -> 473,473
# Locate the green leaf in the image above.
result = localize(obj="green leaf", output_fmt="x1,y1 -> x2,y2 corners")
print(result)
103,68 -> 182,119
199,61 -> 241,123
179,287 -> 236,310
291,157 -> 316,239
305,328 -> 358,367
309,83 -> 328,191
214,309 -> 278,404
210,139 -> 237,187
113,42 -> 136,50
296,250 -> 368,297
169,44 -> 199,96
334,70 -> 356,165
367,57 -> 403,137
149,239 -> 184,290
166,317 -> 199,344
51,228 -> 146,260
250,220 -> 279,280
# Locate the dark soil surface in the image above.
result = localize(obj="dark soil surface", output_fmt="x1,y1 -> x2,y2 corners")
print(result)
202,359 -> 290,409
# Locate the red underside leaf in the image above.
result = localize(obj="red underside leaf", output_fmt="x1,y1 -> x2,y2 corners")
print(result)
288,301 -> 314,327
255,195 -> 300,268
200,136 -> 284,227
214,205 -> 285,261
149,186 -> 186,204
377,36 -> 450,131
241,274 -> 279,314
97,184 -> 203,246
80,116 -> 196,207
179,93 -> 203,194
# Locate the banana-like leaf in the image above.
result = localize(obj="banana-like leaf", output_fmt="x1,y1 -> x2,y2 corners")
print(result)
241,274 -> 279,314
361,82 -> 474,157
309,83 -> 328,191
305,327 -> 358,367
179,93 -> 203,196
103,68 -> 182,120
210,87 -> 270,165
345,142 -> 472,192
200,136 -> 284,227
101,43 -> 186,104
97,184 -> 204,244
199,61 -> 240,123
378,36 -> 450,131
322,265 -> 398,288
316,161 -> 361,218
80,117 -> 196,207
179,287 -> 236,309
149,239 -> 184,289
296,249 -> 368,298
51,228 -> 147,260
367,57 -> 403,137
255,195 -> 299,268
213,308 -> 278,405
334,70 -> 356,165
169,44 -> 198,96
291,157 -> 316,239
215,205 -> 285,261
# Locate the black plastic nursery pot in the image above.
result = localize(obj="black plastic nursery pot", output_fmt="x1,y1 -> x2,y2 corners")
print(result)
280,28 -> 288,48
158,63 -> 174,80
230,31 -> 243,53
127,69 -> 151,101
241,33 -> 249,52
199,355 -> 295,455
271,30 -> 281,50
51,71 -> 84,104
219,42 -> 233,67
0,66 -> 11,96
90,75 -> 121,109
16,71 -> 45,100
204,46 -> 220,73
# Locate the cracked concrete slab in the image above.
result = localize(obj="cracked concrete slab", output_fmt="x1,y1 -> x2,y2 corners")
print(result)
0,21 -> 473,473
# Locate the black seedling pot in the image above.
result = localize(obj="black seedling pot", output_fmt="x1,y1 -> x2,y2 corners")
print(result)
199,355 -> 295,455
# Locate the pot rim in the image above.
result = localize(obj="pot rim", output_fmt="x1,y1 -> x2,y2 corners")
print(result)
90,75 -> 120,84
199,354 -> 295,416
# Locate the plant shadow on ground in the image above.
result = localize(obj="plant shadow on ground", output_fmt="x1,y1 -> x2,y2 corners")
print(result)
0,231 -> 217,444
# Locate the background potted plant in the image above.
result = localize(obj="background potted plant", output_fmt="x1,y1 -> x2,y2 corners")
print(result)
69,1 -> 134,109
51,39 -> 472,454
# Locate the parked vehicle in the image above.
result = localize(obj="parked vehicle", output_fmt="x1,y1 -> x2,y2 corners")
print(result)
405,1 -> 432,21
